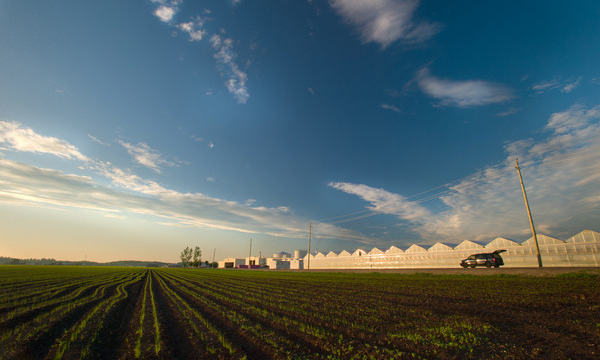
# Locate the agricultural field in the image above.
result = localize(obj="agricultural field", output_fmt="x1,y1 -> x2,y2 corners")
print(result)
0,266 -> 599,359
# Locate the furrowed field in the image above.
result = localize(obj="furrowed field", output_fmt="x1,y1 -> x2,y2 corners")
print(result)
0,266 -> 599,359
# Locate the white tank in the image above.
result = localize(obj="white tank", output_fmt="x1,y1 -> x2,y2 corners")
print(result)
274,251 -> 291,259
294,250 -> 307,259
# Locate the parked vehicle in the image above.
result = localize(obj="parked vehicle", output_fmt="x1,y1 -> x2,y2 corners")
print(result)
460,250 -> 506,268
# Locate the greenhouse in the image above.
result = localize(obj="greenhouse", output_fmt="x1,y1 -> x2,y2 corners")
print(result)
303,230 -> 600,269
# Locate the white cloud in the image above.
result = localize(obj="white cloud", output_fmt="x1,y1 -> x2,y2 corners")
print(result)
330,103 -> 600,242
329,182 -> 431,221
0,157 -> 372,244
330,0 -> 440,48
154,6 -> 176,22
416,68 -> 513,107
147,2 -> 251,104
177,17 -> 205,41
88,134 -> 110,146
0,120 -> 89,162
0,119 -> 373,245
210,34 -> 250,104
532,79 -> 560,93
381,103 -> 401,113
561,77 -> 582,93
151,0 -> 181,23
495,107 -> 520,117
118,141 -> 174,173
532,77 -> 582,94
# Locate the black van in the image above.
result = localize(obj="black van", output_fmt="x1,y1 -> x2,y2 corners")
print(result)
460,250 -> 506,268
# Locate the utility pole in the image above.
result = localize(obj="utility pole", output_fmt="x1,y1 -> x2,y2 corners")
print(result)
515,158 -> 543,267
307,222 -> 311,270
249,238 -> 252,266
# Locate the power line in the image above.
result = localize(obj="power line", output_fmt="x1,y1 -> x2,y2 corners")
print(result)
320,144 -> 599,226
319,209 -> 371,222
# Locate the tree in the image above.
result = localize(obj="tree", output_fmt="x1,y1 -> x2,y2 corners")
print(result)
180,247 -> 193,268
192,246 -> 202,268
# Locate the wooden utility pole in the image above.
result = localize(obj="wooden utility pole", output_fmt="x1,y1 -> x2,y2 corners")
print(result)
307,222 -> 311,270
249,238 -> 252,266
515,158 -> 543,267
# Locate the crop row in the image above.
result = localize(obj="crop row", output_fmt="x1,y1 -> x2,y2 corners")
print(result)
1,266 -> 598,359
0,267 -> 146,359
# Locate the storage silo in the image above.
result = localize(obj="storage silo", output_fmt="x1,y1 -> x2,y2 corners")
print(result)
294,250 -> 307,259
273,251 -> 291,259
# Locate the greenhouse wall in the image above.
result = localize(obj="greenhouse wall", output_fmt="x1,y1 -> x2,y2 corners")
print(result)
303,230 -> 600,269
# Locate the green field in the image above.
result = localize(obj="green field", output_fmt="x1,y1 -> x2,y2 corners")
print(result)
0,266 -> 599,359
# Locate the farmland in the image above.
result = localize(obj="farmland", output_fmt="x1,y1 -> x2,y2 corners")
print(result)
0,266 -> 599,359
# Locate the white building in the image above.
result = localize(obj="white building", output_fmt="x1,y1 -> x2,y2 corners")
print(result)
218,250 -> 308,269
218,258 -> 246,269
303,230 -> 600,269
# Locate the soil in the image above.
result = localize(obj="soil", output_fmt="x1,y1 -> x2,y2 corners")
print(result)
2,267 -> 599,360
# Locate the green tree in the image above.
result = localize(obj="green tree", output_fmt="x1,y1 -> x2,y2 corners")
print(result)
192,246 -> 202,268
180,247 -> 193,268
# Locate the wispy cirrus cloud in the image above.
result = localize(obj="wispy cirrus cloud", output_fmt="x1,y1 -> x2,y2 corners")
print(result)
147,1 -> 251,104
381,103 -> 401,113
330,103 -> 600,243
495,107 -> 520,117
118,141 -> 175,173
328,182 -> 430,221
0,120 -> 372,245
416,68 -> 513,107
0,157 -> 372,244
330,0 -> 440,48
532,77 -> 582,94
0,120 -> 89,162
88,134 -> 110,146
210,33 -> 249,104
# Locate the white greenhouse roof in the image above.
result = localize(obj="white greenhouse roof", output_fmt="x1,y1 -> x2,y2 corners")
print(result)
454,240 -> 485,250
386,246 -> 404,254
522,234 -> 564,246
566,230 -> 600,243
428,242 -> 454,252
405,244 -> 427,253
352,249 -> 368,256
369,247 -> 384,255
485,237 -> 520,249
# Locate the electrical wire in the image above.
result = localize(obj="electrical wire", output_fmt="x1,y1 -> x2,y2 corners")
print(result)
320,143 -> 600,225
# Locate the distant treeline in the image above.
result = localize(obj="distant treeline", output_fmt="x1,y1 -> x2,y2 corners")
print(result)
0,256 -> 175,267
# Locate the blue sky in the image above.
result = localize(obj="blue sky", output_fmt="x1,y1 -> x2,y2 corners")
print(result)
1,0 -> 599,262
